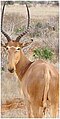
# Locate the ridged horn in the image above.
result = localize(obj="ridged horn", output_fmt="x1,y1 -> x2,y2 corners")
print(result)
1,2 -> 11,42
16,3 -> 30,42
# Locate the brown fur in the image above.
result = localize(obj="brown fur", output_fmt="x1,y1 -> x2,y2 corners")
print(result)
5,41 -> 59,118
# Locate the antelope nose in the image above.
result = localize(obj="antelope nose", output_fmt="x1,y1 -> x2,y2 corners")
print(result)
8,68 -> 14,73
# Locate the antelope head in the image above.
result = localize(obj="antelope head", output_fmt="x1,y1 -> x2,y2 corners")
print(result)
1,2 -> 33,73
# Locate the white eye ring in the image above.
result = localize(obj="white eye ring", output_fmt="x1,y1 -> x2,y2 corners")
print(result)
16,47 -> 21,50
6,46 -> 21,51
6,46 -> 10,50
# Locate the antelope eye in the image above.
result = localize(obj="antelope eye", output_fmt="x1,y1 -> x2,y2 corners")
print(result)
16,47 -> 21,51
6,47 -> 8,50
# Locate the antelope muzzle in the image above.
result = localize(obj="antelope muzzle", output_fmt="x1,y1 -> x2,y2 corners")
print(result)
8,68 -> 14,73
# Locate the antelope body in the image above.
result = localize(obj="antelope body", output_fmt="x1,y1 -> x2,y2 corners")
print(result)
1,2 -> 59,118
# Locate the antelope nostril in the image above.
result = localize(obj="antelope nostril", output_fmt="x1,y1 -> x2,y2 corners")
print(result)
8,68 -> 14,73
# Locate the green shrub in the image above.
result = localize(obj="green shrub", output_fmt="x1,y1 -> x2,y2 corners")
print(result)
15,28 -> 24,34
33,47 -> 54,60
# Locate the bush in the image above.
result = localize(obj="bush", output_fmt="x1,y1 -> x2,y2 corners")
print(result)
15,27 -> 24,34
33,47 -> 54,60
6,1 -> 14,5
1,66 -> 4,71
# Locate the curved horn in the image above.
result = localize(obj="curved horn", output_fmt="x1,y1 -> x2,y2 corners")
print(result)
1,2 -> 11,42
16,3 -> 30,42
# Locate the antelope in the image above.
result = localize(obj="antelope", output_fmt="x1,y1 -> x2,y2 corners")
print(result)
1,2 -> 59,118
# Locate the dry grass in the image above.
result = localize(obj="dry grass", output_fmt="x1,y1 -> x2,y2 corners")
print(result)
5,4 -> 58,19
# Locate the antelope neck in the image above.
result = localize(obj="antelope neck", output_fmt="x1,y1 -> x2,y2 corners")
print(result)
15,50 -> 32,80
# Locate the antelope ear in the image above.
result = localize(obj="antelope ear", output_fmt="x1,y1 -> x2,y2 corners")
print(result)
21,39 -> 33,48
1,42 -> 7,48
1,42 -> 8,48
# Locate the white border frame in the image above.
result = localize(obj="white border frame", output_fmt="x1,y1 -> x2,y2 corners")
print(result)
0,0 -> 60,119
